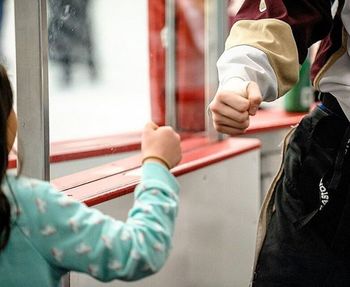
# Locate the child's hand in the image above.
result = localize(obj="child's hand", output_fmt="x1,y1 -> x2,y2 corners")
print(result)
141,122 -> 182,169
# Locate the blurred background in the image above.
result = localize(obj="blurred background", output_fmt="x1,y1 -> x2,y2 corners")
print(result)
2,0 -> 151,142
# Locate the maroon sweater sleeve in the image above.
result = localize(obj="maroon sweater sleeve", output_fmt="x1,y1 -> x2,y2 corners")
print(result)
233,0 -> 332,64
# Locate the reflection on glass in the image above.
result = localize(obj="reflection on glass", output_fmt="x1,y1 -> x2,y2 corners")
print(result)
47,0 -> 151,141
148,0 -> 205,132
176,0 -> 205,132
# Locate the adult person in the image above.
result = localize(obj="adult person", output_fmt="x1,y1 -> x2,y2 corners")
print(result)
209,0 -> 350,285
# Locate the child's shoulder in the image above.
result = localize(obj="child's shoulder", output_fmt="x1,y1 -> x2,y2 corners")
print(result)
4,174 -> 53,204
6,173 -> 51,191
4,174 -> 64,226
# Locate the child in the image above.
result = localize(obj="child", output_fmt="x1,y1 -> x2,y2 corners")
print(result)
0,64 -> 182,286
209,0 -> 350,285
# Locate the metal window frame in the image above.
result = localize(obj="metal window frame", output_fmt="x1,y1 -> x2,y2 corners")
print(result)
165,0 -> 177,128
204,0 -> 228,141
14,0 -> 50,180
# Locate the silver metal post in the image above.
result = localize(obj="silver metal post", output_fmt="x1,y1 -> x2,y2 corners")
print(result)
165,0 -> 177,128
14,0 -> 50,180
204,0 -> 228,141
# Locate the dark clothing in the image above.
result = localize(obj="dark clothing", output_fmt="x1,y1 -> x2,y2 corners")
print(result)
228,0 -> 348,99
225,0 -> 350,284
253,95 -> 350,286
48,0 -> 96,83
232,0 -> 334,74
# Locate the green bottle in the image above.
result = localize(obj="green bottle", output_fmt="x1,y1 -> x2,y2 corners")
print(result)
284,58 -> 313,112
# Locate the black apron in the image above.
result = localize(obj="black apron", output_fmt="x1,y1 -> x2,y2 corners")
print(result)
253,93 -> 350,286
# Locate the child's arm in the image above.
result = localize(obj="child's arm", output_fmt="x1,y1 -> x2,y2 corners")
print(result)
15,162 -> 179,282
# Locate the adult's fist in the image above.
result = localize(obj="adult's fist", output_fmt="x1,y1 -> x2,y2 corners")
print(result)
209,81 -> 262,135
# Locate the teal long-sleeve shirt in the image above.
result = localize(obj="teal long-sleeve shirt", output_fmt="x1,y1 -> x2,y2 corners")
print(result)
0,162 -> 179,287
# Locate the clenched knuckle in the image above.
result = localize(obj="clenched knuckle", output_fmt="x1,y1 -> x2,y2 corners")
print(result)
237,101 -> 250,112
237,111 -> 249,123
241,120 -> 250,129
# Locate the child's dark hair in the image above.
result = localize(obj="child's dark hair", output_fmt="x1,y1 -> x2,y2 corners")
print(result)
0,65 -> 14,251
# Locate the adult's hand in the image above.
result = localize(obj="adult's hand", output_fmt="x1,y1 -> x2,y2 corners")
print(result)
209,81 -> 262,135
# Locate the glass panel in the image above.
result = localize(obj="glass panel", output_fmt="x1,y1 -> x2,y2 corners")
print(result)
44,0 -> 234,177
47,0 -> 151,142
176,0 -> 205,132
148,0 -> 206,132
